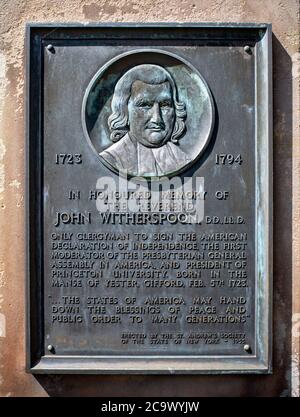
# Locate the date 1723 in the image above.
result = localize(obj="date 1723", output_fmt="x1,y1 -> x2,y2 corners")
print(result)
55,153 -> 82,164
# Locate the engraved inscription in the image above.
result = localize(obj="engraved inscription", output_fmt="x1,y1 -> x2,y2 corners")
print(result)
47,226 -> 252,349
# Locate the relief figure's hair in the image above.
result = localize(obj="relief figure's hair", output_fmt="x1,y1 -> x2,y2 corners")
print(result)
108,64 -> 186,143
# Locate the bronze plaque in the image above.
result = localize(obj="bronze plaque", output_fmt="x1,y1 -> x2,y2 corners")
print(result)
27,24 -> 272,373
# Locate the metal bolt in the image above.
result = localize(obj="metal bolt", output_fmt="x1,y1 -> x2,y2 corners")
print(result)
244,344 -> 251,353
244,45 -> 252,54
46,44 -> 55,54
47,344 -> 55,353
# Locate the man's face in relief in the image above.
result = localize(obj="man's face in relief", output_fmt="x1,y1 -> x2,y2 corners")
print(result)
127,80 -> 175,148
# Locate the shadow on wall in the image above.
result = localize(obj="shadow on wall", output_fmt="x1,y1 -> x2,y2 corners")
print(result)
35,34 -> 293,397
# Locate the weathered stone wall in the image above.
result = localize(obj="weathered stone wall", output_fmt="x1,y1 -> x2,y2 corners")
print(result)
0,0 -> 299,397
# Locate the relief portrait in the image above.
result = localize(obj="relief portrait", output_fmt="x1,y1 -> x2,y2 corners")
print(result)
100,64 -> 190,176
83,50 -> 215,178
